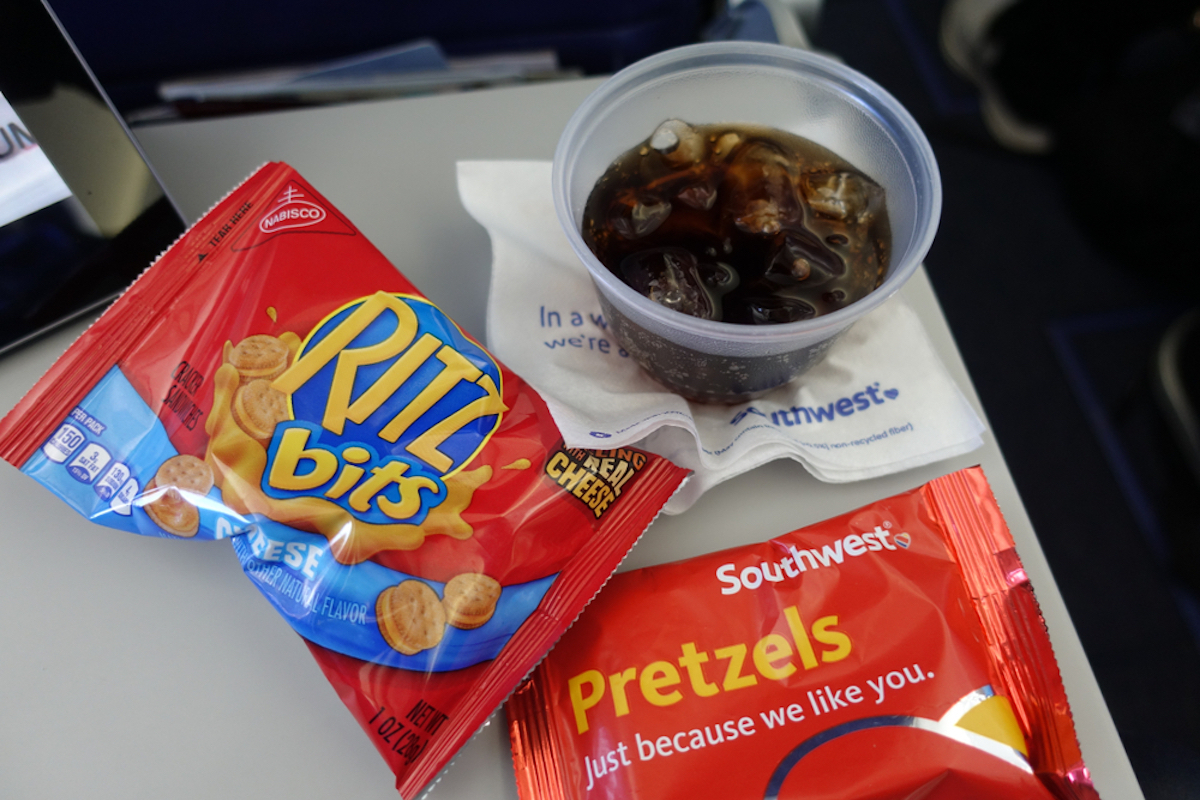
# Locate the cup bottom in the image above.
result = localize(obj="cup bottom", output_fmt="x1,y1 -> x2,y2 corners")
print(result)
600,294 -> 848,404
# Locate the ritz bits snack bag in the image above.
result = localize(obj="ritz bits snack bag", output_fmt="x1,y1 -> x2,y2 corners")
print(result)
507,467 -> 1100,800
0,162 -> 688,799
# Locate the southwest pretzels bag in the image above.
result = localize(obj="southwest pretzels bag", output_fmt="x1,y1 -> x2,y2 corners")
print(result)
506,466 -> 1099,800
0,162 -> 688,798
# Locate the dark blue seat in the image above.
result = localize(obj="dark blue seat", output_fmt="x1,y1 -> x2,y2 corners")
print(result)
46,0 -> 708,115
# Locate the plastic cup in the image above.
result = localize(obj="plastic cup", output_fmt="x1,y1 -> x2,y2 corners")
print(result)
552,41 -> 942,403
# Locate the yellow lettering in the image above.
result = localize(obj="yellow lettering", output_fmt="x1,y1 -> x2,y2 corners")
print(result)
813,615 -> 852,663
609,667 -> 637,717
268,427 -> 338,491
784,606 -> 819,669
677,642 -> 718,697
607,460 -> 629,489
377,345 -> 480,448
591,491 -> 614,517
403,374 -> 507,472
272,292 -> 418,413
715,644 -> 757,691
324,464 -> 365,499
337,333 -> 440,432
560,610 -> 849,733
558,461 -> 589,491
323,446 -> 371,499
568,670 -> 605,735
640,661 -> 682,707
345,461 -> 437,520
545,452 -> 569,479
752,633 -> 797,681
572,473 -> 597,499
375,474 -> 439,520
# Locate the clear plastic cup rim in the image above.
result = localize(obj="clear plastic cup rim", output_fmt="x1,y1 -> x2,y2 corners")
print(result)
552,40 -> 942,348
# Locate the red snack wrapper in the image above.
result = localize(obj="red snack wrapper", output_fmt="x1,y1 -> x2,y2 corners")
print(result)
0,163 -> 687,798
506,466 -> 1099,800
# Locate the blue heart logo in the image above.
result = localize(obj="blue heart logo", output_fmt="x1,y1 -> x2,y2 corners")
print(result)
884,388 -> 899,400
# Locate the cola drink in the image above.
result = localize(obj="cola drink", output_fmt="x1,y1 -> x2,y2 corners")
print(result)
583,120 -> 891,325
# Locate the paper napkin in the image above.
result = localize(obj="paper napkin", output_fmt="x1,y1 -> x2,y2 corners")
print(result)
458,160 -> 985,513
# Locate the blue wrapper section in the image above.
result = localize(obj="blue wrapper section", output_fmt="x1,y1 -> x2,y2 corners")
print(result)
21,365 -> 550,671
230,518 -> 556,671
22,366 -> 250,540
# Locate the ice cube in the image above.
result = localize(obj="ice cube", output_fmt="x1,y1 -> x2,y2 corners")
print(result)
650,119 -> 706,165
763,231 -> 845,287
696,260 -> 739,320
619,247 -> 715,319
724,142 -> 802,235
676,181 -> 718,210
803,171 -> 884,222
733,199 -> 787,235
610,196 -> 672,239
698,260 -> 739,294
711,131 -> 743,160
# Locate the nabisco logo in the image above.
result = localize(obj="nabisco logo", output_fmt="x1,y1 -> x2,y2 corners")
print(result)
260,185 -> 326,234
231,177 -> 354,252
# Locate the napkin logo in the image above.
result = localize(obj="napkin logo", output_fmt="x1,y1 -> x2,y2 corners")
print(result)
729,382 -> 900,429
233,180 -> 355,249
